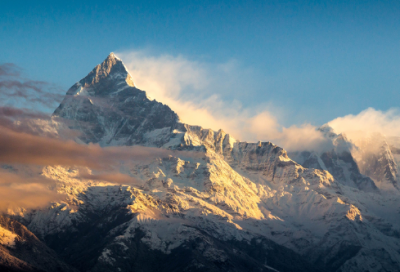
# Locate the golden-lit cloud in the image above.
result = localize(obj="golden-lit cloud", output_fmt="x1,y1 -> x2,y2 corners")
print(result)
0,170 -> 63,212
117,50 -> 331,151
0,124 -> 180,169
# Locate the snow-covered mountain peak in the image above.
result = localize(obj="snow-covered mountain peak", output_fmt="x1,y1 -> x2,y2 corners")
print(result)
108,52 -> 119,60
75,52 -> 135,94
52,53 -> 179,145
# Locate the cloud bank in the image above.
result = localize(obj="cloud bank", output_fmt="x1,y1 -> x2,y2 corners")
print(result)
117,50 -> 330,152
328,108 -> 400,141
117,50 -> 400,153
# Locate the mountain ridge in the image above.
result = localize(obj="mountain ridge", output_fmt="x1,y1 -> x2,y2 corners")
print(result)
3,53 -> 400,272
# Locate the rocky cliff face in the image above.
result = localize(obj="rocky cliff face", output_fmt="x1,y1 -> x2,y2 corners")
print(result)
4,53 -> 400,272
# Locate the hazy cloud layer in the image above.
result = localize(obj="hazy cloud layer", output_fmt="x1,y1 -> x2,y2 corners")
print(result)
0,125 -> 179,169
0,170 -> 63,212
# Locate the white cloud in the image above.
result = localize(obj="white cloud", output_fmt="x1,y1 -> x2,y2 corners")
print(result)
327,107 -> 400,148
117,50 -> 376,152
329,107 -> 400,137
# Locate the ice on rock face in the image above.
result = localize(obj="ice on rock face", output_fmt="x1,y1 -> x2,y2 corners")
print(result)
10,54 -> 400,272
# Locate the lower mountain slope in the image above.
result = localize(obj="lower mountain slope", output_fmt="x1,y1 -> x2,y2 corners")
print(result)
0,216 -> 76,272
18,166 -> 322,272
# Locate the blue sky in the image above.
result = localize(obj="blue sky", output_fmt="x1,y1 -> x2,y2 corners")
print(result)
1,0 -> 400,127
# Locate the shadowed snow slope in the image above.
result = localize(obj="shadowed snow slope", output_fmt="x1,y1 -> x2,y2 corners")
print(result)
4,54 -> 400,272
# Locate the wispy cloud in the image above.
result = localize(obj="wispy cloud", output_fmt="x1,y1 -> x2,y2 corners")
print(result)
0,63 -> 64,110
0,63 -> 21,77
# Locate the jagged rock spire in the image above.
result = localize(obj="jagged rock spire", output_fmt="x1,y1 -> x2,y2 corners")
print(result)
80,52 -> 135,88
